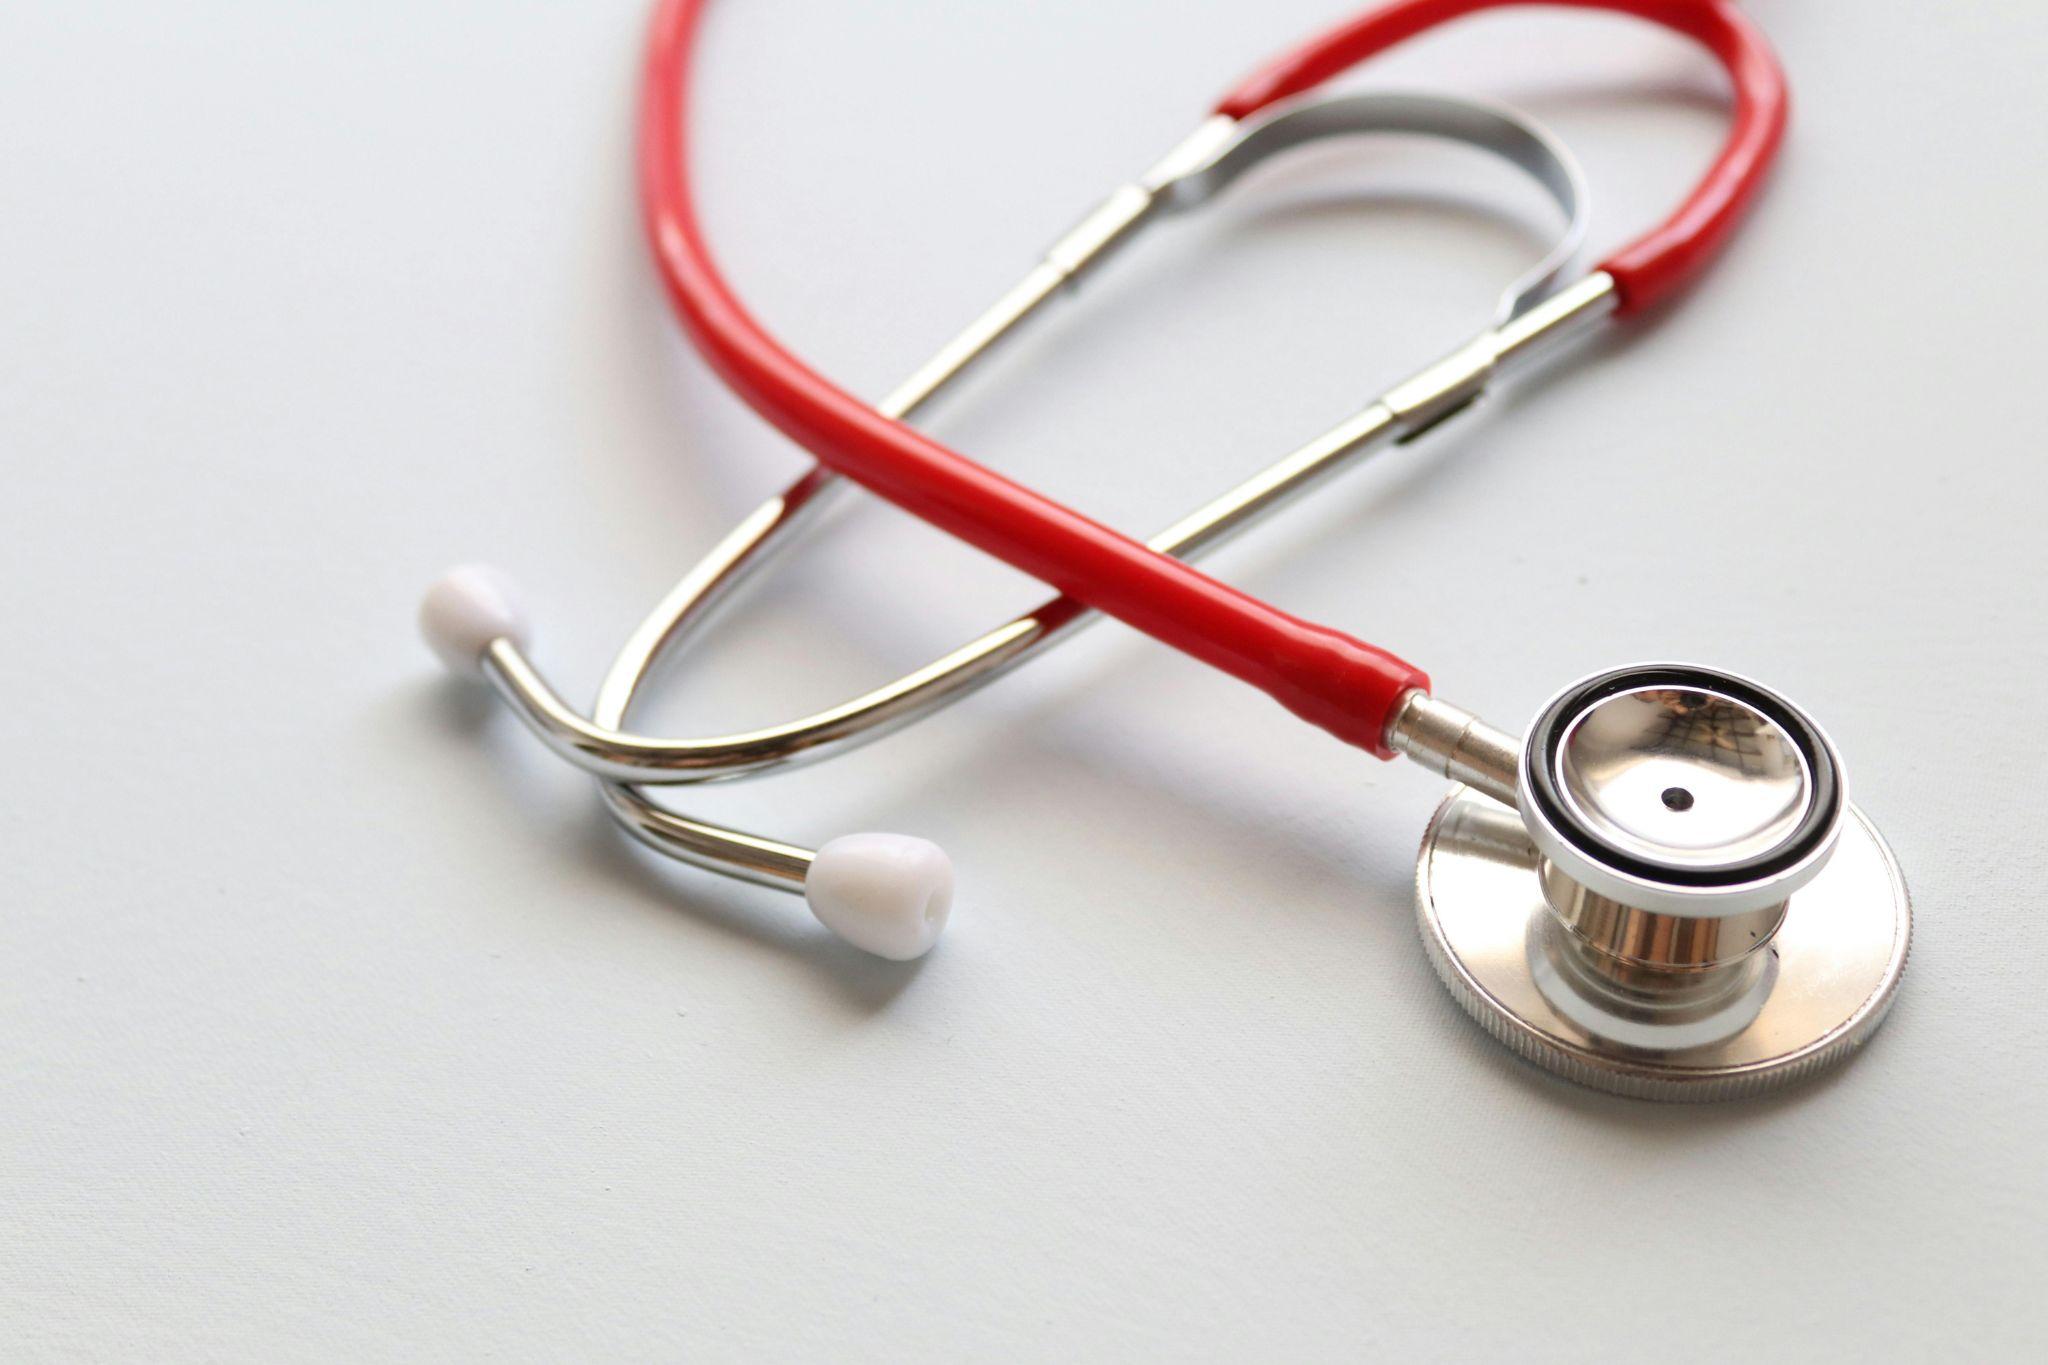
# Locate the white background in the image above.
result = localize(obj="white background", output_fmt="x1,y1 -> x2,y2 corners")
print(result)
4,1 -> 2045,1358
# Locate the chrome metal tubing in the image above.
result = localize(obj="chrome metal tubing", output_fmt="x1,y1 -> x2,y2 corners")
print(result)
477,93 -> 1617,888
1381,690 -> 1521,809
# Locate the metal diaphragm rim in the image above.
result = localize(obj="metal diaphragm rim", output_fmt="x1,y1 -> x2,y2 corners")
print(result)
1414,786 -> 1910,1102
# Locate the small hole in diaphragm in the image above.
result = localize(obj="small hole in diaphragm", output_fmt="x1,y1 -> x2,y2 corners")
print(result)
1662,787 -> 1696,812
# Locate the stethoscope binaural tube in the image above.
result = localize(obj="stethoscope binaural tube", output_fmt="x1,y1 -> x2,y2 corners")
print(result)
635,0 -> 1787,755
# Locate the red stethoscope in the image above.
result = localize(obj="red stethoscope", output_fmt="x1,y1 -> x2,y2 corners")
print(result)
423,1 -> 1912,1101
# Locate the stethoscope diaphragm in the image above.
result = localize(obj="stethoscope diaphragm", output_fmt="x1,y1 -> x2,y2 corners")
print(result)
1414,665 -> 1909,1100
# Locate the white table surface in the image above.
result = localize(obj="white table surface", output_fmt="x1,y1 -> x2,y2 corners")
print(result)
5,1 -> 2044,1358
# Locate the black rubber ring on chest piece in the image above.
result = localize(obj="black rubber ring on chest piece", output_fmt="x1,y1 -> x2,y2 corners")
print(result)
1523,665 -> 1842,889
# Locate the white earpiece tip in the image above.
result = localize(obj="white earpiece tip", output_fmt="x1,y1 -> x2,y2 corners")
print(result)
805,833 -> 954,961
419,565 -> 530,676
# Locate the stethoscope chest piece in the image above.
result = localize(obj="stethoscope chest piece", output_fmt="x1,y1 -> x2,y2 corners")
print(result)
1414,665 -> 1910,1101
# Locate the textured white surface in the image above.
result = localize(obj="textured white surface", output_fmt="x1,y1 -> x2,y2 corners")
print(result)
3,0 -> 2044,1358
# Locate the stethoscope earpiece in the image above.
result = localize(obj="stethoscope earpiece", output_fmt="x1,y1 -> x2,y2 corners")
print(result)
805,834 -> 955,962
421,564 -> 530,679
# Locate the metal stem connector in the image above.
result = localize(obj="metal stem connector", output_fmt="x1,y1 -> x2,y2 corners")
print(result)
1382,690 -> 1520,808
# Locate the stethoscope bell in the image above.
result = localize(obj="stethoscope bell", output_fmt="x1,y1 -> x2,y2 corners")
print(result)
1412,665 -> 1910,1100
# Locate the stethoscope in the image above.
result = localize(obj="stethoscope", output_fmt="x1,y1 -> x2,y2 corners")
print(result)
421,0 -> 1910,1101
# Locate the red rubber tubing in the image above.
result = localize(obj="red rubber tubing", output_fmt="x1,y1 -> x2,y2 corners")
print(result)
641,0 -> 1427,755
1217,0 -> 1788,314
636,0 -> 1785,754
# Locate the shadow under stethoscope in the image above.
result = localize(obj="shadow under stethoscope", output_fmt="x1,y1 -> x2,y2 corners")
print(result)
413,69 -> 1861,1099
